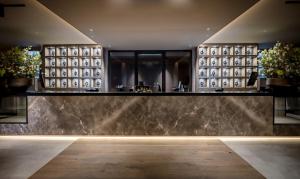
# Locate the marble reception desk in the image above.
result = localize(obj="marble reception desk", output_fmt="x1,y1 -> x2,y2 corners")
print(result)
0,91 -> 299,135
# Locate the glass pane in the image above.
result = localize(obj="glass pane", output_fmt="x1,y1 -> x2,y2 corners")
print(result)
165,51 -> 191,92
110,52 -> 135,91
274,97 -> 300,124
137,53 -> 163,89
0,96 -> 26,123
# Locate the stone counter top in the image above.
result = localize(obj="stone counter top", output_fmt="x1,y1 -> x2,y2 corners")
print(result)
1,95 -> 276,135
26,90 -> 272,96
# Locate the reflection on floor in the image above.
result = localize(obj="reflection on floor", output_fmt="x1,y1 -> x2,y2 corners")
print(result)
0,136 -> 299,179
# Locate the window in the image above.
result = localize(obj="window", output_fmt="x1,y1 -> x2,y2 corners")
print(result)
0,95 -> 27,124
108,50 -> 192,92
109,52 -> 135,91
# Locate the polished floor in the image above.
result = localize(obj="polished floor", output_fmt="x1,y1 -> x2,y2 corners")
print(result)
0,137 -> 300,179
30,138 -> 263,179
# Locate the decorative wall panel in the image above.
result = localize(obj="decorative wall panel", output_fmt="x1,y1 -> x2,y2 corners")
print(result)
43,44 -> 104,90
197,43 -> 258,90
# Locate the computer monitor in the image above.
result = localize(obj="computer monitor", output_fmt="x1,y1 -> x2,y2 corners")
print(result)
247,72 -> 258,86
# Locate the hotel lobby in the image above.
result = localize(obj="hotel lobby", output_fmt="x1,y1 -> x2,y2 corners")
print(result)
0,0 -> 300,178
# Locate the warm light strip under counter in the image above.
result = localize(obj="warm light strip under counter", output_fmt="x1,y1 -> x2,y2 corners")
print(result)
0,136 -> 300,141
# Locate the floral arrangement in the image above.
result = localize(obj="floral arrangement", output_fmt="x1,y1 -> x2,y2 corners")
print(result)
261,42 -> 300,80
0,46 -> 41,78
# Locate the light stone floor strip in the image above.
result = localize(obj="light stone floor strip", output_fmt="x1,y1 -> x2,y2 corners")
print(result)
0,136 -> 76,179
221,138 -> 300,179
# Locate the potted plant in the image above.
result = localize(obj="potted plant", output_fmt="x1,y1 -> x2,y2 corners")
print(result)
261,42 -> 300,87
0,46 -> 41,91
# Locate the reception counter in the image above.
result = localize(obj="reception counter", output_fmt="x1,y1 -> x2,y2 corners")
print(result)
0,90 -> 299,136
0,91 -> 282,136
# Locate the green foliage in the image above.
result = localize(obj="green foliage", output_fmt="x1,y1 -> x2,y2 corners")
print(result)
261,42 -> 300,79
288,47 -> 300,79
0,69 -> 5,77
0,46 -> 41,78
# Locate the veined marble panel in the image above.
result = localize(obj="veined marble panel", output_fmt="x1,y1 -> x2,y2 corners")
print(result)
0,96 -> 279,135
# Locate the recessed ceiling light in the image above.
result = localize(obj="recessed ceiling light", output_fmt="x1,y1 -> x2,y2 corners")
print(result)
89,28 -> 94,32
206,27 -> 211,31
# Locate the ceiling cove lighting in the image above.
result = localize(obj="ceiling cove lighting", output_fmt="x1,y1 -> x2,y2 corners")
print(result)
109,0 -> 132,7
167,0 -> 191,7
139,53 -> 162,56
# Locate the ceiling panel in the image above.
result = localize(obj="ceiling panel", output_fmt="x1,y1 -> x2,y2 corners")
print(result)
0,0 -> 95,48
205,0 -> 300,44
38,0 -> 258,50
